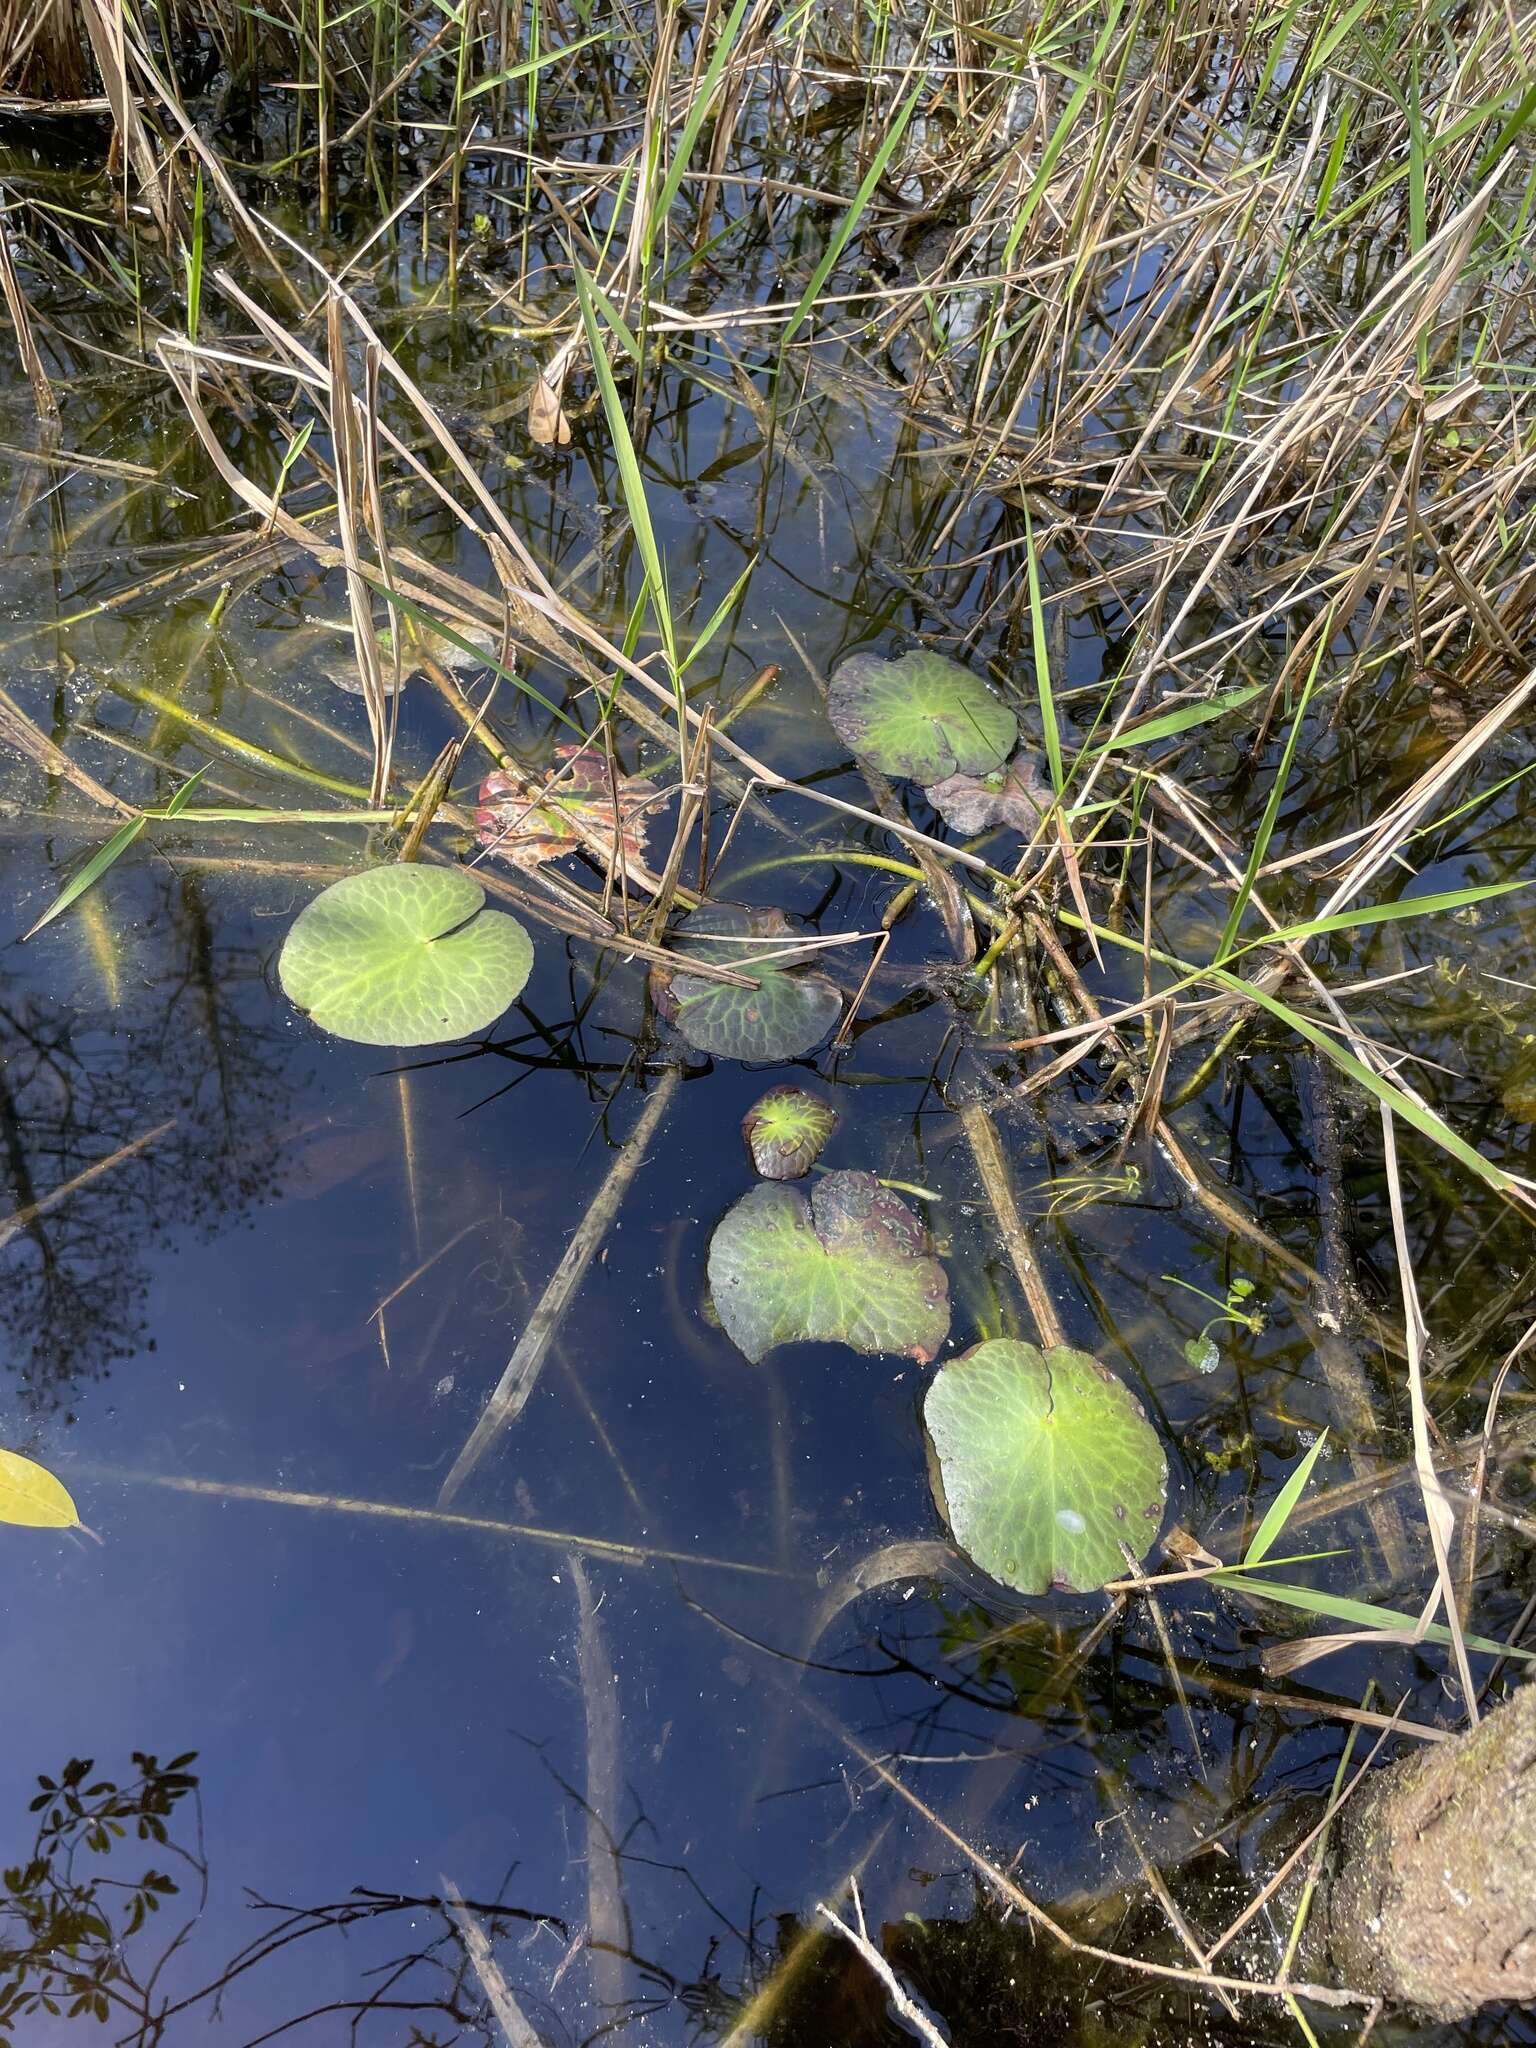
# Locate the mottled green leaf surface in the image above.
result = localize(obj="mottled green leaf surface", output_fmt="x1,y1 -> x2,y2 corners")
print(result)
828,649 -> 1016,782
924,1340 -> 1166,1594
655,905 -> 841,1061
708,1170 -> 950,1363
742,1086 -> 839,1178
280,866 -> 532,1046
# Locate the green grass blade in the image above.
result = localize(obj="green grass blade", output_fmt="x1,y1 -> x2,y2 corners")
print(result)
645,0 -> 756,262
1056,908 -> 1529,1200
1022,499 -> 1063,793
376,587 -> 587,737
1004,0 -> 1128,261
1213,966 -> 1524,1198
184,165 -> 205,345
1243,1431 -> 1330,1567
1215,625 -> 1329,961
680,555 -> 757,675
1258,878 -> 1531,951
1091,679 -> 1266,751
1210,1571 -> 1536,1663
572,259 -> 676,677
780,78 -> 924,351
23,762 -> 212,941
461,27 -> 612,100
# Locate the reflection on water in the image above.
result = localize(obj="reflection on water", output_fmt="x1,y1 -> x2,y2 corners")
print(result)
2,117 -> 1536,2048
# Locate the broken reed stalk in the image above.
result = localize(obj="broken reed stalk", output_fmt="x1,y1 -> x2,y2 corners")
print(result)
437,1064 -> 684,1506
815,1882 -> 947,2048
76,1463 -> 788,1577
0,1118 -> 177,1252
569,1557 -> 629,2018
440,1880 -> 544,2048
0,212 -> 57,423
958,1103 -> 1064,1349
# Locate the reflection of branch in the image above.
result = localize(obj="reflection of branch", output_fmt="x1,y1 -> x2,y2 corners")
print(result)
173,1887 -> 565,2031
0,1117 -> 176,1251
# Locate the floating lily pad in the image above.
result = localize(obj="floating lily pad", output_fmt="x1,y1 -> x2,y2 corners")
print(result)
828,649 -> 1016,782
653,906 -> 842,1062
280,865 -> 532,1046
708,1169 -> 950,1364
476,745 -> 656,874
743,1086 -> 840,1179
926,753 -> 1052,836
924,1340 -> 1167,1594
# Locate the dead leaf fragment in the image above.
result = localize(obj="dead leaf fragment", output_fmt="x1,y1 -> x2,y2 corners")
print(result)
476,745 -> 656,872
925,753 -> 1052,836
528,366 -> 573,446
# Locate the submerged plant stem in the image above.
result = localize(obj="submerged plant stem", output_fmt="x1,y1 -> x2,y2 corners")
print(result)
78,1464 -> 787,1576
958,1103 -> 1064,1349
437,1065 -> 684,1505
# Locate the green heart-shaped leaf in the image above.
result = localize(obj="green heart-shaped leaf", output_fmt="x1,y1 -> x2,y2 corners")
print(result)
829,649 -> 1017,782
708,1169 -> 950,1364
743,1086 -> 840,1179
924,1340 -> 1166,1594
280,865 -> 532,1046
654,906 -> 842,1062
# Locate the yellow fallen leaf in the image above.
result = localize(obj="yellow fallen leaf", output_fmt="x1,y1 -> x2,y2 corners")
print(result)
0,1447 -> 80,1528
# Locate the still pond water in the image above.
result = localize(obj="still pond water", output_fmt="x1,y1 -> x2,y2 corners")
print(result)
2,157 -> 1536,2048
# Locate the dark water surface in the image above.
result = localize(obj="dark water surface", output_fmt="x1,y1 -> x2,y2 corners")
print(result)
3,134 -> 1536,2048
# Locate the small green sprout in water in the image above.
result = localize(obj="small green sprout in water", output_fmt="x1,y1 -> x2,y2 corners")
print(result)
1164,1270 -> 1266,1375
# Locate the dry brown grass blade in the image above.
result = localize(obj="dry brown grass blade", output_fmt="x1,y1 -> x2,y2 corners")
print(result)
775,1671 -> 1375,2014
75,0 -> 175,243
958,1102 -> 1064,1348
0,213 -> 57,423
325,293 -> 392,803
815,1882 -> 948,2048
1379,1103 -> 1481,1722
1117,1814 -> 1237,2019
1203,1710 -> 1406,1967
0,685 -> 133,814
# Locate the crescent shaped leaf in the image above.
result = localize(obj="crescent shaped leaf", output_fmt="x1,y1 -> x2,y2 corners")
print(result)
828,649 -> 1017,782
654,905 -> 842,1062
279,866 -> 532,1047
924,1340 -> 1167,1594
